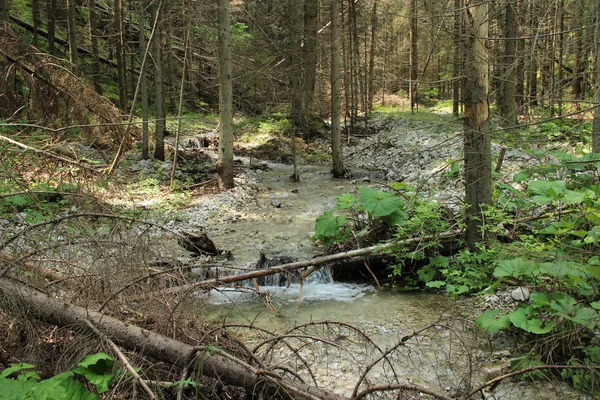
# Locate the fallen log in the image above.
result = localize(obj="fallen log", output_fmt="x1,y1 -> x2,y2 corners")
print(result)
0,277 -> 345,400
154,230 -> 464,297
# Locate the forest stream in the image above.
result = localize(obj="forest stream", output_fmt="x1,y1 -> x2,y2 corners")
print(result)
167,142 -> 587,399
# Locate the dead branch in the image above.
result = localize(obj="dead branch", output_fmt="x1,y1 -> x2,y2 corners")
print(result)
0,276 -> 346,400
153,229 -> 464,297
83,319 -> 157,400
0,134 -> 101,172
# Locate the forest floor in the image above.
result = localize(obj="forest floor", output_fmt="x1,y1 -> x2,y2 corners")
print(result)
0,107 -> 592,399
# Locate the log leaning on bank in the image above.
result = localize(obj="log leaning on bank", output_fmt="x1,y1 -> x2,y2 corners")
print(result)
0,277 -> 345,400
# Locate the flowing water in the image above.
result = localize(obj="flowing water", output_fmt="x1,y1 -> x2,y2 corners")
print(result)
187,161 -> 586,399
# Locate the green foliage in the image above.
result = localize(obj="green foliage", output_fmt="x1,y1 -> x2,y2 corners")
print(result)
313,185 -> 410,245
0,353 -> 119,400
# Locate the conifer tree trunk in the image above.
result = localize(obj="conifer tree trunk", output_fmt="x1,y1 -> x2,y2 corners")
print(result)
288,0 -> 303,181
593,1 -> 600,153
302,0 -> 318,135
409,0 -> 418,113
463,0 -> 491,249
452,0 -> 462,115
151,1 -> 165,161
88,0 -> 102,93
139,0 -> 149,160
331,0 -> 344,178
0,0 -> 7,21
67,0 -> 77,65
217,0 -> 235,188
47,0 -> 56,55
557,0 -> 565,115
500,1 -> 517,129
32,0 -> 40,46
366,0 -> 377,116
572,0 -> 586,105
114,0 -> 127,110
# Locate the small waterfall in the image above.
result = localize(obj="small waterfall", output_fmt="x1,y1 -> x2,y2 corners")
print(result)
252,254 -> 334,287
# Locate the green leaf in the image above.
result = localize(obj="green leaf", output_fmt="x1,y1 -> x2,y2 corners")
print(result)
336,194 -> 357,209
5,195 -> 28,207
493,258 -> 537,280
1,364 -> 38,379
0,377 -> 37,400
527,180 -> 566,204
538,262 -> 576,278
358,187 -> 402,217
590,301 -> 600,310
417,265 -> 435,282
77,353 -> 114,374
384,209 -> 408,226
509,305 -> 554,334
73,353 -> 115,395
475,309 -> 511,333
314,211 -> 347,238
425,281 -> 445,288
514,170 -> 532,183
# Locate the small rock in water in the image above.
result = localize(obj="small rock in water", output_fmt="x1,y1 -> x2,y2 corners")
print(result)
510,287 -> 530,302
271,200 -> 282,208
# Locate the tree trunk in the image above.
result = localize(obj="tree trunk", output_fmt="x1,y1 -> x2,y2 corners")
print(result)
139,0 -> 149,160
288,0 -> 303,182
32,0 -> 40,46
500,1 -> 517,129
0,0 -> 7,21
151,1 -> 165,161
0,277 -> 345,400
572,0 -> 586,104
67,0 -> 77,65
47,0 -> 56,55
593,1 -> 600,153
302,0 -> 318,135
463,0 -> 492,249
217,0 -> 235,188
88,0 -> 102,93
366,0 -> 378,116
331,0 -> 344,178
452,0 -> 462,115
114,0 -> 127,110
409,0 -> 418,113
557,0 -> 564,115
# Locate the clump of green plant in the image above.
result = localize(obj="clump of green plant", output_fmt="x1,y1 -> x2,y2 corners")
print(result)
0,352 -> 120,399
313,183 -> 412,245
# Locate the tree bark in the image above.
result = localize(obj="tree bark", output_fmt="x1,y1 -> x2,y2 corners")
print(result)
593,1 -> 600,153
0,0 -> 7,21
88,0 -> 102,93
67,0 -> 77,65
331,0 -> 344,178
217,0 -> 235,188
47,0 -> 56,55
302,0 -> 318,133
572,0 -> 586,104
139,0 -> 149,160
500,1 -> 517,129
409,0 -> 418,113
114,0 -> 127,110
452,0 -> 462,115
366,0 -> 377,116
288,0 -> 304,182
152,1 -> 165,161
463,0 -> 492,249
0,277 -> 345,400
32,0 -> 40,46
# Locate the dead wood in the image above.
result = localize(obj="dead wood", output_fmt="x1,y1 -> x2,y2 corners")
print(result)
152,229 -> 464,297
0,277 -> 346,400
0,134 -> 102,172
